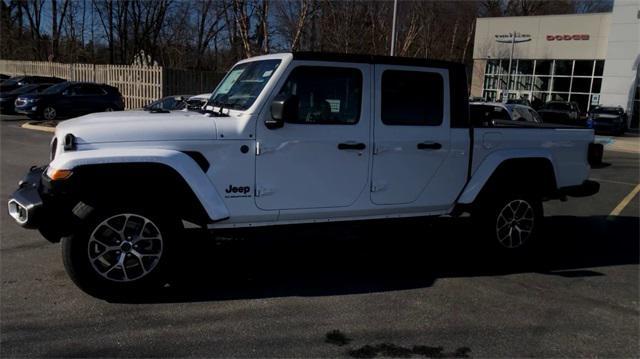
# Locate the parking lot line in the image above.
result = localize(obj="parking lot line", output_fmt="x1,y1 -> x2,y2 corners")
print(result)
591,178 -> 638,186
609,183 -> 640,217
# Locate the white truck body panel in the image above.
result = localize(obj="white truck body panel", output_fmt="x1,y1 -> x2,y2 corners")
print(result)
46,53 -> 596,229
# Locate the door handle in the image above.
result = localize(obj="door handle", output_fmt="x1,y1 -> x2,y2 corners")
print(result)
338,142 -> 366,150
417,142 -> 442,150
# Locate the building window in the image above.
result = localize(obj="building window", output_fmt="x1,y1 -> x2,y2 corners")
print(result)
554,60 -> 573,76
574,60 -> 594,76
535,60 -> 552,75
594,60 -> 605,76
592,78 -> 602,93
571,77 -> 591,93
480,59 -> 604,112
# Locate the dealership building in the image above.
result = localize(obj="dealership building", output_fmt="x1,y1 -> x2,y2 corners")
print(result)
470,0 -> 639,127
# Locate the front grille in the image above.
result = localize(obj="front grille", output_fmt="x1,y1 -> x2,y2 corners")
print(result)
50,137 -> 58,161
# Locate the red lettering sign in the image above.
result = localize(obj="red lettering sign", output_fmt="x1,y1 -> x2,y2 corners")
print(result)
547,34 -> 590,41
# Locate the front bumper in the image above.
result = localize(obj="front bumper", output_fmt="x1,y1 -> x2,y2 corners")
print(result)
7,166 -> 45,228
592,121 -> 625,133
15,107 -> 38,115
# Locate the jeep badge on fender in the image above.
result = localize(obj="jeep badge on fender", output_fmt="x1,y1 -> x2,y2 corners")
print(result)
6,52 -> 599,299
225,185 -> 251,197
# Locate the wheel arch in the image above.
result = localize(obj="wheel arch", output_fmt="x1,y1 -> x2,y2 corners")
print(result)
49,148 -> 229,224
458,150 -> 558,205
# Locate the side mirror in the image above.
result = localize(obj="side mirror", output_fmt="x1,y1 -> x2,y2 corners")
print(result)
267,95 -> 298,130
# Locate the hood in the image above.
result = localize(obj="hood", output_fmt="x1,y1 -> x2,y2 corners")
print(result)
56,110 -> 218,144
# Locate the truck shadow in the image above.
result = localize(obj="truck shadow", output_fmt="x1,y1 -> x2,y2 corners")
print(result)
114,215 -> 639,304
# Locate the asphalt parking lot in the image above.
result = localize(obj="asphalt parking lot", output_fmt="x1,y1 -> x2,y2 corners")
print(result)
1,116 -> 639,358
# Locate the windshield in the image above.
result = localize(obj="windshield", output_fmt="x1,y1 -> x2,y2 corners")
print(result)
2,77 -> 23,86
41,82 -> 69,95
10,84 -> 39,95
209,59 -> 281,111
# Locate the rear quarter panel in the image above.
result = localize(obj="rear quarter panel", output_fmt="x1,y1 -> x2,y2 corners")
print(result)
460,127 -> 594,203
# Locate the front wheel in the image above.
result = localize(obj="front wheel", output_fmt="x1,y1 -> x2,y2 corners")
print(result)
475,194 -> 543,252
62,209 -> 178,298
42,106 -> 57,121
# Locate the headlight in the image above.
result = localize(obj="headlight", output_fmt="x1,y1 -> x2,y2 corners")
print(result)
24,98 -> 39,103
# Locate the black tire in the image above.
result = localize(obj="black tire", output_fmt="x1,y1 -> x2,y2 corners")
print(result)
474,192 -> 543,253
41,105 -> 57,121
61,207 -> 180,299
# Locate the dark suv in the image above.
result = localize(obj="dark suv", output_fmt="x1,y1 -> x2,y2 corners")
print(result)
15,82 -> 124,120
0,76 -> 65,93
537,101 -> 581,126
587,106 -> 627,135
0,83 -> 53,114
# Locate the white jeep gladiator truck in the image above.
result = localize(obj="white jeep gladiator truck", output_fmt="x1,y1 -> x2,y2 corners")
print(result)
8,53 -> 600,297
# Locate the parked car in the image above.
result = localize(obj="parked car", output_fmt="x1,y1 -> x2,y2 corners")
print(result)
0,75 -> 65,92
144,95 -> 192,112
0,74 -> 10,81
14,81 -> 124,120
470,102 -> 543,126
185,93 -> 211,112
0,83 -> 53,114
537,101 -> 582,126
7,52 -> 599,298
506,98 -> 532,107
587,106 -> 628,135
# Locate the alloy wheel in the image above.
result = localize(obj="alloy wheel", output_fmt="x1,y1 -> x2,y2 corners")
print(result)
495,199 -> 535,249
43,107 -> 56,121
87,213 -> 163,282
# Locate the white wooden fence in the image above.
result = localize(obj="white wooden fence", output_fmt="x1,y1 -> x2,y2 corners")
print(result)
0,60 -> 223,109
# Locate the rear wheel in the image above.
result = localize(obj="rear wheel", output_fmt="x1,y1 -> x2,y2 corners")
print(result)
62,208 -> 179,298
475,193 -> 542,252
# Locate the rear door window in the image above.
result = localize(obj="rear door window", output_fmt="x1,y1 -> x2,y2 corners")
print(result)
380,70 -> 444,126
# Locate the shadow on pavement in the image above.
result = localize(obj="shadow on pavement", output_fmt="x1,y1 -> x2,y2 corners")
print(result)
112,215 -> 639,304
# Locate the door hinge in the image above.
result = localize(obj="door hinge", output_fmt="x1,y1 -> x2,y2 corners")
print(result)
255,142 -> 275,156
370,181 -> 388,192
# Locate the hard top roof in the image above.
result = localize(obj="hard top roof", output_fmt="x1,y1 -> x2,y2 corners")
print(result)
292,52 -> 465,71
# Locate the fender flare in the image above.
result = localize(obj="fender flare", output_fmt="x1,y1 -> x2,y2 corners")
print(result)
50,148 -> 230,221
457,149 -> 558,204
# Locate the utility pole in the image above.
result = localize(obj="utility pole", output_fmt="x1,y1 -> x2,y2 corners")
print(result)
495,30 -> 531,102
505,30 -> 516,102
390,0 -> 398,56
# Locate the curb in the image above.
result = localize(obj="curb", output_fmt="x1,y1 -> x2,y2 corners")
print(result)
21,122 -> 56,133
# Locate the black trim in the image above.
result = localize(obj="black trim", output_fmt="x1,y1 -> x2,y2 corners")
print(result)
63,133 -> 76,151
293,52 -> 462,69
183,151 -> 210,172
292,52 -> 470,128
588,143 -> 603,167
557,180 -> 600,198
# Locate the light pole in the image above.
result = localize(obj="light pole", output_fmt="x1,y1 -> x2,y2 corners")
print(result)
495,30 -> 531,101
390,0 -> 398,56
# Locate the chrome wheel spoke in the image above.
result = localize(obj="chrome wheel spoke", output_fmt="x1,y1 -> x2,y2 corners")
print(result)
496,199 -> 535,249
88,213 -> 163,283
